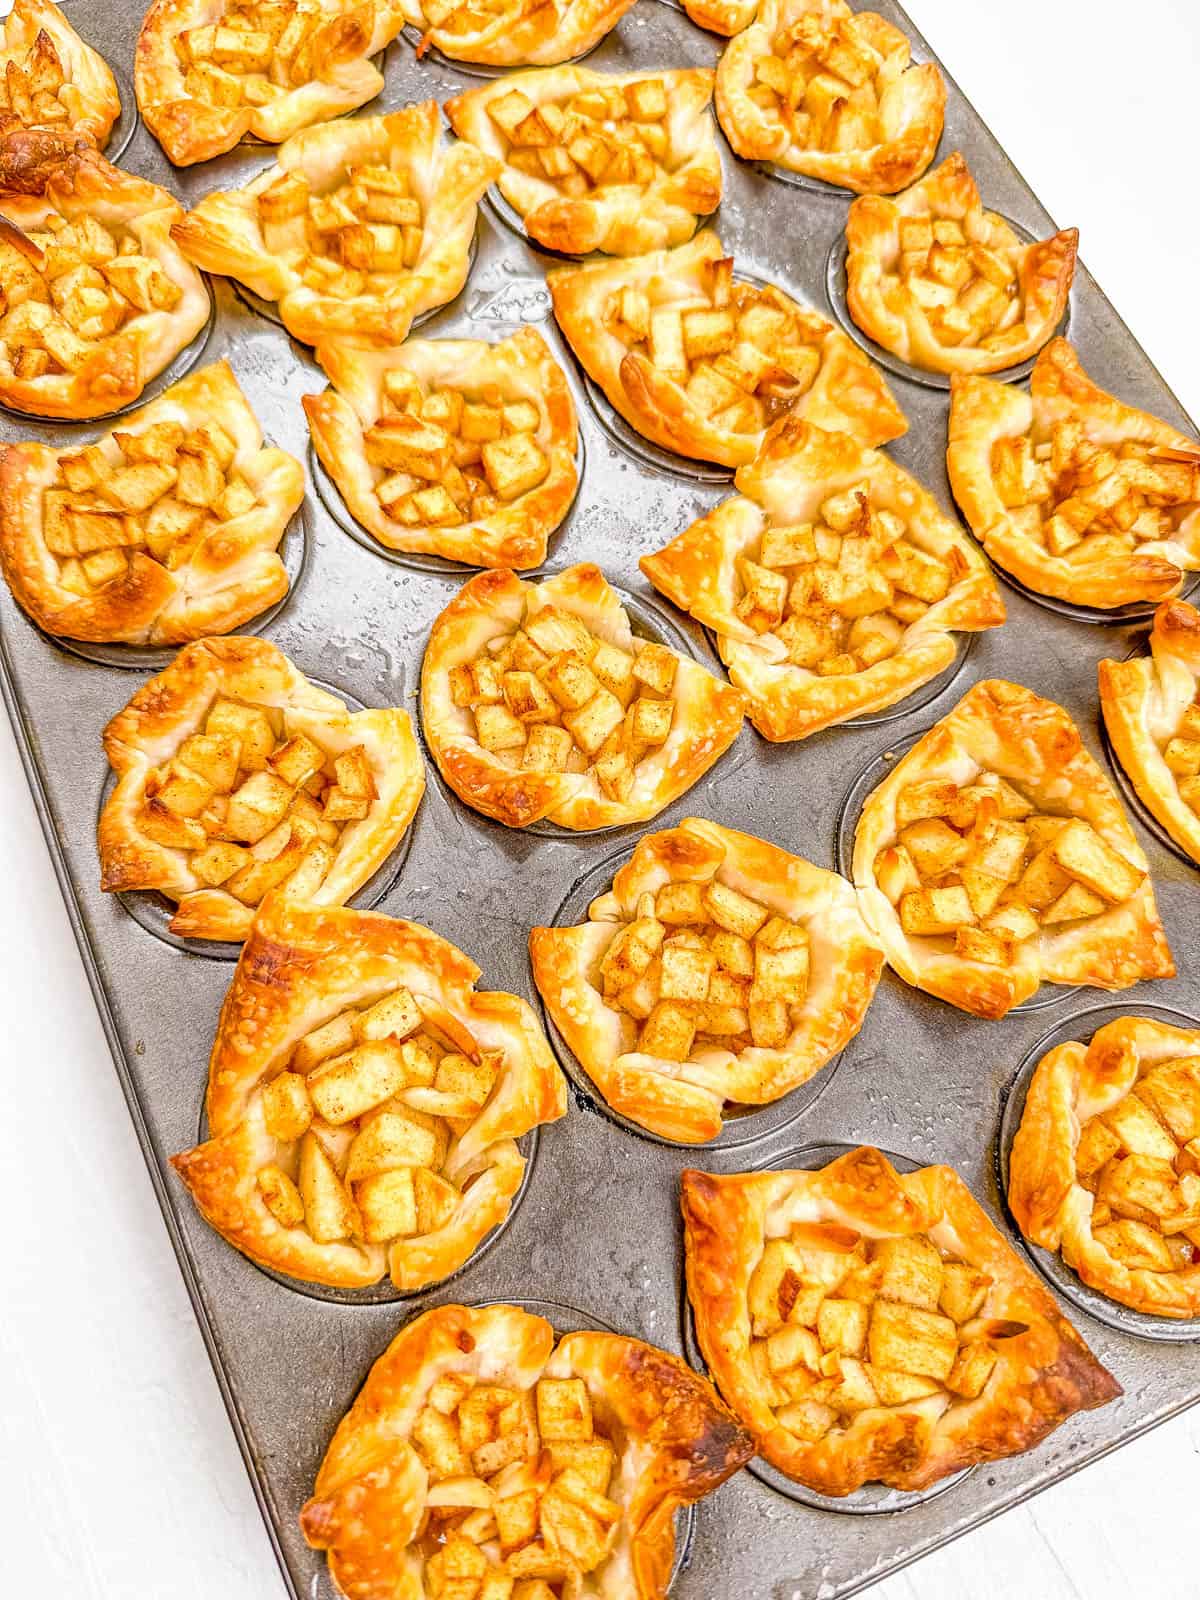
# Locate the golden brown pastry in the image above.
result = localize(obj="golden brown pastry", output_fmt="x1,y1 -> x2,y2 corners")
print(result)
135,0 -> 407,167
300,1302 -> 754,1596
682,1147 -> 1121,1495
0,0 -> 120,148
170,103 -> 498,347
680,0 -> 758,37
304,327 -> 578,569
948,339 -> 1200,609
98,636 -> 425,942
1009,1015 -> 1200,1319
640,418 -> 1005,741
530,817 -> 883,1143
0,146 -> 210,420
715,0 -> 945,195
402,0 -> 636,66
0,361 -> 302,645
172,897 -> 567,1290
421,564 -> 746,831
845,153 -> 1077,375
851,679 -> 1175,1019
446,66 -> 721,256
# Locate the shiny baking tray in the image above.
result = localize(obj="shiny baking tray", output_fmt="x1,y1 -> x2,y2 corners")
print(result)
3,2 -> 1199,1596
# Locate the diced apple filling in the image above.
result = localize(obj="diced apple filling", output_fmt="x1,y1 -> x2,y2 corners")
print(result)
175,0 -> 361,113
745,11 -> 895,158
883,205 -> 1023,352
0,23 -> 77,133
488,75 -> 672,200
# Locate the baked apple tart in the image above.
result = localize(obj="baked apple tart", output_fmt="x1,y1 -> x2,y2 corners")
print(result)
682,1147 -> 1120,1495
401,0 -> 636,67
98,635 -> 425,941
0,0 -> 120,148
530,817 -> 883,1143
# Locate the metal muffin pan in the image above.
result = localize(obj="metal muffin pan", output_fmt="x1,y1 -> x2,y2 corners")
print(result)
2,3 -> 1199,1598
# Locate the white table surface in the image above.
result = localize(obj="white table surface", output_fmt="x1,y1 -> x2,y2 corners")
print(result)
3,2 -> 1199,1596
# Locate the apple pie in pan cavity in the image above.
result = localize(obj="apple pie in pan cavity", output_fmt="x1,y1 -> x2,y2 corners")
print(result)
421,564 -> 747,832
300,1302 -> 754,1596
530,817 -> 883,1144
0,0 -> 120,149
844,152 -> 1077,376
715,0 -> 945,195
0,361 -> 303,645
170,103 -> 498,347
445,66 -> 722,256
304,327 -> 578,569
948,339 -> 1200,610
98,635 -> 425,941
0,147 -> 210,420
681,1147 -> 1121,1496
640,418 -> 1005,742
548,230 -> 906,469
171,899 -> 567,1290
852,679 -> 1175,1021
401,0 -> 636,67
135,0 -> 407,167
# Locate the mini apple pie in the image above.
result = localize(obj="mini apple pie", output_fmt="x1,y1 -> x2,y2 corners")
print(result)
172,898 -> 567,1290
549,230 -> 906,469
402,0 -> 636,67
422,564 -> 746,831
715,0 -> 945,195
531,817 -> 883,1143
852,679 -> 1174,1019
301,1302 -> 753,1596
98,635 -> 425,941
304,327 -> 578,569
1010,1016 -> 1200,1319
170,103 -> 498,347
446,66 -> 722,256
641,418 -> 1005,741
136,0 -> 407,167
682,1147 -> 1120,1495
845,153 -> 1077,375
948,339 -> 1200,608
0,361 -> 302,645
0,147 -> 210,420
0,0 -> 120,148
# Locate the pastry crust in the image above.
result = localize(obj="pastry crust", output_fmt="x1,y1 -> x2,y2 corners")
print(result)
530,816 -> 883,1143
446,66 -> 722,256
948,339 -> 1200,608
402,0 -> 636,67
300,1302 -> 753,1597
0,0 -> 120,149
682,1148 -> 1121,1495
640,418 -> 1005,741
851,679 -> 1174,1019
845,153 -> 1077,375
715,0 -> 945,195
1009,1016 -> 1200,1318
135,0 -> 407,167
679,0 -> 759,38
98,635 -> 425,941
172,898 -> 567,1290
421,564 -> 746,831
550,231 -> 906,468
304,327 -> 578,569
0,360 -> 302,645
170,103 -> 498,347
0,147 -> 210,420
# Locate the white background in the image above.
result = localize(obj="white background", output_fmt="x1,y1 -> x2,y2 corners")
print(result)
3,1 -> 1200,1596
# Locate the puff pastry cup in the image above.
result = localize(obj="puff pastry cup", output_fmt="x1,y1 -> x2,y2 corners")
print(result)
682,1147 -> 1121,1495
640,419 -> 1005,742
135,0 -> 407,167
170,103 -> 498,347
304,327 -> 578,569
172,899 -> 567,1290
300,1302 -> 754,1598
948,339 -> 1200,609
844,153 -> 1077,375
446,66 -> 722,257
0,0 -> 120,148
0,147 -> 210,420
0,361 -> 302,645
98,636 -> 425,941
548,230 -> 906,469
852,679 -> 1175,1020
530,817 -> 883,1143
421,564 -> 746,832
1009,1016 -> 1200,1319
401,0 -> 636,67
715,0 -> 945,195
